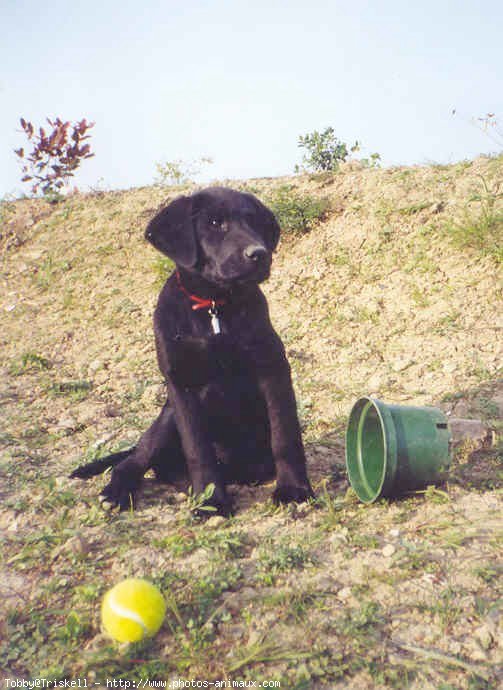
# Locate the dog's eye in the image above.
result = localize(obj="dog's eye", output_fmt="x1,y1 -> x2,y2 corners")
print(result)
210,218 -> 228,232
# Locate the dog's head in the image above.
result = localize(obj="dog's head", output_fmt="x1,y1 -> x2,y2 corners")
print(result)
145,187 -> 280,287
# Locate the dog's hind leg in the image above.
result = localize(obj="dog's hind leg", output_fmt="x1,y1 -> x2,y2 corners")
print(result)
99,403 -> 185,510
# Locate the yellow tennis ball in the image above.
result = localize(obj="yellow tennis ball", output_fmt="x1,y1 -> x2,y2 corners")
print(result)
101,578 -> 166,643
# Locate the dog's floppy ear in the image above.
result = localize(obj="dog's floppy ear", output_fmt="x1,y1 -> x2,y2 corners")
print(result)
145,195 -> 197,268
246,194 -> 280,252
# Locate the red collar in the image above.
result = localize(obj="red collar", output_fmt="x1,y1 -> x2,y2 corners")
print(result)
175,271 -> 226,311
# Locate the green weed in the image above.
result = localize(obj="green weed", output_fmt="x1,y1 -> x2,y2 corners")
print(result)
152,255 -> 174,287
9,351 -> 52,375
265,184 -> 330,235
33,255 -> 73,290
397,202 -> 432,215
228,634 -> 312,673
153,529 -> 248,559
428,587 -> 464,633
256,538 -> 315,585
47,380 -> 92,401
473,564 -> 501,584
185,483 -> 218,515
443,175 -> 503,262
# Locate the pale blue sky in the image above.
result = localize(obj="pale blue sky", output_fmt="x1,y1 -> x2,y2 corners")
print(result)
1,0 -> 502,196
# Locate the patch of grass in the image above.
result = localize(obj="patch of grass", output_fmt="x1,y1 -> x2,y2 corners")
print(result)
315,480 -> 351,530
32,254 -> 73,290
474,397 -> 500,419
473,564 -> 501,584
153,528 -> 248,559
262,588 -> 328,623
438,527 -> 466,549
410,285 -> 430,307
256,538 -> 315,585
397,202 -> 432,216
419,485 -> 451,504
129,565 -> 246,676
367,662 -> 416,689
9,351 -> 52,375
297,396 -> 314,429
428,587 -> 464,633
332,600 -> 386,669
353,306 -> 380,325
350,533 -> 380,549
450,439 -> 503,491
0,431 -> 18,447
6,530 -> 62,570
47,379 -> 92,401
373,198 -> 396,225
265,184 -> 331,235
467,361 -> 495,383
152,255 -> 174,287
328,246 -> 351,266
433,311 -> 462,334
114,297 -> 141,315
443,175 -> 503,262
391,542 -> 440,577
57,610 -> 93,643
227,634 -> 312,674
95,242 -> 117,256
183,563 -> 243,626
404,248 -> 439,274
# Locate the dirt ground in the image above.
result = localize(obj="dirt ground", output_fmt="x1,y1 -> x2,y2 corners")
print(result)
1,156 -> 502,688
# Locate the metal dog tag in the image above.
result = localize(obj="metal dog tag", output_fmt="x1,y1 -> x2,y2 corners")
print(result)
209,304 -> 221,335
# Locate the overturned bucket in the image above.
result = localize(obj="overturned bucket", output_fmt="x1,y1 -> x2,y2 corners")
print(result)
345,397 -> 451,503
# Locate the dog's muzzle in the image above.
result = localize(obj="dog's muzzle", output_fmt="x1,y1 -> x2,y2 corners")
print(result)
244,245 -> 268,262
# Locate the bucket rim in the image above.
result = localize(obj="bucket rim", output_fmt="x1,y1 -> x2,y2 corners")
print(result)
346,396 -> 398,502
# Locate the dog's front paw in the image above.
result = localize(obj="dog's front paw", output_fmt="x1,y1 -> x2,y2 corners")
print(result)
273,484 -> 314,505
99,470 -> 141,511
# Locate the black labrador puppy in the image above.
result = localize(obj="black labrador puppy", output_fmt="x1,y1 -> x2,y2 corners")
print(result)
71,186 -> 313,514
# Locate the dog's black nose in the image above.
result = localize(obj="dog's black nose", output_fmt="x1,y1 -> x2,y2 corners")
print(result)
244,245 -> 268,262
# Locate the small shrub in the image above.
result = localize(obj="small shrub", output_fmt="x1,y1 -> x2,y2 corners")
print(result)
360,152 -> 382,168
155,156 -> 213,186
266,185 -> 330,235
295,126 -> 359,173
14,117 -> 94,196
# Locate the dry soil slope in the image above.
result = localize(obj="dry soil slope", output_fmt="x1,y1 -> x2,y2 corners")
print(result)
0,156 -> 502,686
2,157 -> 502,448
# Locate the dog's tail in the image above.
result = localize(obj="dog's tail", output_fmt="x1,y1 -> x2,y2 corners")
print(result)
69,448 -> 135,479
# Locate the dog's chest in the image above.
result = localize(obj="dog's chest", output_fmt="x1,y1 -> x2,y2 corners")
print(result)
192,302 -> 250,339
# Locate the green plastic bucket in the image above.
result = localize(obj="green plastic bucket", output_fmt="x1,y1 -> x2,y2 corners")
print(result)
345,397 -> 451,503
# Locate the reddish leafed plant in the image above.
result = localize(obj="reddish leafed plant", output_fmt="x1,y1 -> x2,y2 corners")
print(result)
14,117 -> 95,196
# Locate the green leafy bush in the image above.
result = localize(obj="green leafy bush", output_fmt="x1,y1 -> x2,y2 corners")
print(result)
266,184 -> 331,235
295,126 -> 359,172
